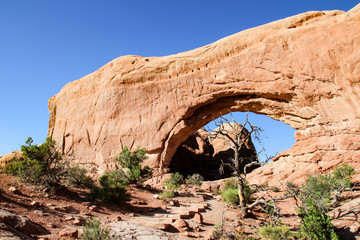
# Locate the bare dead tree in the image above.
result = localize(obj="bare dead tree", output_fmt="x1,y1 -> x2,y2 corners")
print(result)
207,113 -> 263,217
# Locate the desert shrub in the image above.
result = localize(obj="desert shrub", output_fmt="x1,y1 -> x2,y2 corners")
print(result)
301,163 -> 355,211
301,174 -> 333,211
4,137 -> 67,190
221,178 -> 254,206
298,204 -> 338,240
185,173 -> 204,186
164,172 -> 184,190
258,225 -> 293,240
81,217 -> 111,240
222,188 -> 239,205
222,178 -> 238,192
91,169 -> 129,204
114,146 -> 152,184
332,163 -> 355,190
295,165 -> 354,240
64,164 -> 94,189
212,187 -> 222,196
159,190 -> 175,200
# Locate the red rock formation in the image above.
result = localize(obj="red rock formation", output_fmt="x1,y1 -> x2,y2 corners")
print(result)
48,4 -> 360,183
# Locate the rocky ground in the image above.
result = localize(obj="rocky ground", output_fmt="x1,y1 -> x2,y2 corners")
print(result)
1,173 -> 360,239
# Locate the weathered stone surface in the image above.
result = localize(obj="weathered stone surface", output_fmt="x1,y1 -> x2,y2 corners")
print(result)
0,209 -> 49,238
48,5 -> 360,183
0,151 -> 22,168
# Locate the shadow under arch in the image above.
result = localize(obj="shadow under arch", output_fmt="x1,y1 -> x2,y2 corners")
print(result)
167,109 -> 296,180
159,93 -> 300,171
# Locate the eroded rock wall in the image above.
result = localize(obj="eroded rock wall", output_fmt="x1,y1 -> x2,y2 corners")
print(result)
48,4 -> 360,182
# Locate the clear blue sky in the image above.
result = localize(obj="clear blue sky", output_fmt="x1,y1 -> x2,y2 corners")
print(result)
0,1 -> 358,157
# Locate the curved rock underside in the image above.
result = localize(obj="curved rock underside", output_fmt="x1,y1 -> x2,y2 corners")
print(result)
48,4 -> 360,184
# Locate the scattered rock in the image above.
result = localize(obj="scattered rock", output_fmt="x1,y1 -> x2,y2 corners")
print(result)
73,217 -> 85,226
8,186 -> 20,194
114,216 -> 122,221
169,199 -> 179,206
173,219 -> 190,232
58,227 -> 78,238
138,200 -> 147,205
0,209 -> 49,237
30,201 -> 41,207
47,223 -> 58,228
82,202 -> 92,206
54,205 -> 74,213
88,205 -> 99,212
193,213 -> 203,224
65,215 -> 75,221
153,194 -> 159,199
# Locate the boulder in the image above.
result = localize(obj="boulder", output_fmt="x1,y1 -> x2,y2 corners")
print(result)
0,209 -> 49,238
0,151 -> 22,168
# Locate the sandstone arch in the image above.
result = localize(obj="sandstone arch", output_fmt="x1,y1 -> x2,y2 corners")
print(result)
48,5 -> 360,183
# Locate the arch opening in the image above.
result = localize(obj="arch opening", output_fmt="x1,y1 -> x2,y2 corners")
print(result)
168,112 -> 296,180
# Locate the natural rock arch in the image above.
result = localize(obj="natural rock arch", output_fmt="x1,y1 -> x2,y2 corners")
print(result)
48,5 -> 360,183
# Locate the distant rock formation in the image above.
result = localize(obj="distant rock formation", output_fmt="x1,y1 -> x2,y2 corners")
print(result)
0,151 -> 23,168
48,4 -> 360,184
170,125 -> 258,180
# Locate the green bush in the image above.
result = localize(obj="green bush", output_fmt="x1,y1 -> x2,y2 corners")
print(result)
159,190 -> 175,200
222,178 -> 238,192
64,164 -> 94,189
222,188 -> 239,205
301,163 -> 355,211
295,165 -> 354,240
114,146 -> 152,184
81,217 -> 111,240
91,169 -> 129,204
258,225 -> 293,240
4,137 -> 67,190
332,163 -> 355,190
164,172 -> 184,190
221,178 -> 254,206
301,174 -> 333,211
185,173 -> 204,186
298,204 -> 338,240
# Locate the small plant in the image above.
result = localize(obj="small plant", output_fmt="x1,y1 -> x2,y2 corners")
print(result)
212,187 -> 222,196
114,146 -> 152,184
159,190 -> 175,200
163,172 -> 184,190
81,217 -> 111,240
258,224 -> 293,240
64,164 -> 94,189
222,187 -> 239,205
185,173 -> 204,186
90,169 -> 129,204
332,163 -> 355,190
221,178 -> 254,206
222,178 -> 238,192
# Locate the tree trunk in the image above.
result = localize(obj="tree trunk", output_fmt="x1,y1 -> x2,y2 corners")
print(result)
237,177 -> 247,217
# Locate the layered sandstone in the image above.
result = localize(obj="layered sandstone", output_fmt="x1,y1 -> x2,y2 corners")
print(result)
48,4 -> 360,183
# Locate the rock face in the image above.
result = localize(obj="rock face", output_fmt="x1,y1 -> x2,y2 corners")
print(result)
48,5 -> 360,183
